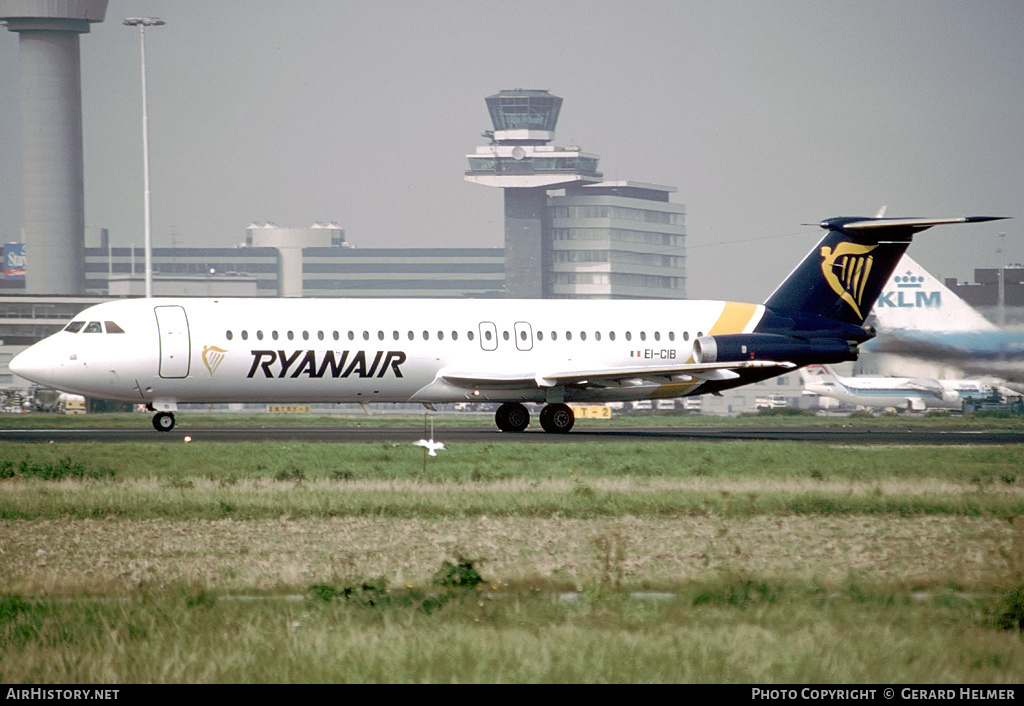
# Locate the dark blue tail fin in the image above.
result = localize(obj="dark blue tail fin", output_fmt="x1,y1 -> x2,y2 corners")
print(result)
764,215 -> 1007,327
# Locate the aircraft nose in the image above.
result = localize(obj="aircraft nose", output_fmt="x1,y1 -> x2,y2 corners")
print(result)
9,343 -> 62,387
9,347 -> 33,379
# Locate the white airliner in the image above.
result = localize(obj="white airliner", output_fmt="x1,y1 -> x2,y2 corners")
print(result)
10,214 -> 1006,433
799,364 -> 989,412
869,254 -> 1024,381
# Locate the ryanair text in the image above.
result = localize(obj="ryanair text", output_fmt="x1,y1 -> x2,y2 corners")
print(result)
247,350 -> 406,379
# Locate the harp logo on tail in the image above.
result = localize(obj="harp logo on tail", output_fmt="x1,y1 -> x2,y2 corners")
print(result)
203,345 -> 227,376
820,243 -> 878,320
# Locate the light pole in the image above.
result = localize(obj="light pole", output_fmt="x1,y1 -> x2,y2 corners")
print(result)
123,16 -> 165,298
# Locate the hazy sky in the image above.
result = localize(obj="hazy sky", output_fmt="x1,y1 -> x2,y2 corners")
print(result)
1,0 -> 1021,301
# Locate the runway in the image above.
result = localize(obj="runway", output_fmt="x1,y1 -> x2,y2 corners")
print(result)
0,424 -> 1020,445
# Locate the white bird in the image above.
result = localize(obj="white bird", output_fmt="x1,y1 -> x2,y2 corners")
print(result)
413,438 -> 446,456
413,416 -> 446,456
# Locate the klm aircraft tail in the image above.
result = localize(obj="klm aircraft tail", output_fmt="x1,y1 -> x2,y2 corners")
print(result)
873,253 -> 998,333
763,215 -> 1007,331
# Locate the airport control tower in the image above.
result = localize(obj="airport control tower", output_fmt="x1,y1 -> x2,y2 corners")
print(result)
0,0 -> 108,294
465,89 -> 602,298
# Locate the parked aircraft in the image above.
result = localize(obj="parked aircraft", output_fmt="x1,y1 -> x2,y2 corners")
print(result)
799,364 -> 989,411
869,254 -> 1024,381
10,214 -> 1005,433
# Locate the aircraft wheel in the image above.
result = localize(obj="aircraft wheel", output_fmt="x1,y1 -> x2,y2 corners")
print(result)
540,403 -> 575,434
495,402 -> 530,432
153,411 -> 175,432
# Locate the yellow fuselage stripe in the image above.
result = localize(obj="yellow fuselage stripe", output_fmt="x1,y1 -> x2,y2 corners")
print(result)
653,302 -> 762,399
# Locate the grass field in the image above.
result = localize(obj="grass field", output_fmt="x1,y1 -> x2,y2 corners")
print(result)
2,414 -> 1024,682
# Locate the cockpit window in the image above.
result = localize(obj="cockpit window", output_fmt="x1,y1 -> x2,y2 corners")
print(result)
64,321 -> 85,333
83,322 -> 103,334
105,321 -> 125,333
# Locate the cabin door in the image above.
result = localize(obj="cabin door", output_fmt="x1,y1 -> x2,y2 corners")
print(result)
155,305 -> 191,378
514,321 -> 534,351
478,321 -> 498,351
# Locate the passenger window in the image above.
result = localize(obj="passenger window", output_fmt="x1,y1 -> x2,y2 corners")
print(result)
452,331 -> 458,341
551,331 -> 557,341
64,321 -> 85,333
683,332 -> 689,341
241,331 -> 249,341
654,332 -> 661,342
287,331 -> 294,340
566,331 -> 572,341
669,332 -> 675,342
580,331 -> 587,341
393,331 -> 400,341
640,332 -> 647,342
537,331 -> 544,341
256,330 -> 264,340
272,331 -> 279,341
318,331 -> 324,341
377,331 -> 385,341
438,331 -> 445,340
609,331 -> 616,341
363,331 -> 370,341
423,331 -> 429,340
467,331 -> 474,341
595,331 -> 601,341
408,331 -> 414,341
347,331 -> 355,341
226,330 -> 233,341
105,321 -> 125,333
502,331 -> 510,341
625,332 -> 632,341
84,321 -> 102,334
333,331 -> 339,341
303,331 -> 309,341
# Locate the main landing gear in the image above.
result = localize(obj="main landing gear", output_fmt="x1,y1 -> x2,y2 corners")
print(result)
494,402 -> 575,434
152,411 -> 176,432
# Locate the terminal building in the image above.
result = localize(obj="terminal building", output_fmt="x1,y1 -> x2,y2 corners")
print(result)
75,224 -> 503,299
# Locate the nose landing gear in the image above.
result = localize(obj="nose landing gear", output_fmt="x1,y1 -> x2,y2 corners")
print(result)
152,411 -> 175,432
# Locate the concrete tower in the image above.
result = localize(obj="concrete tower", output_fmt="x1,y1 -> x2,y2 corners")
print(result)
0,0 -> 108,294
465,90 -> 602,298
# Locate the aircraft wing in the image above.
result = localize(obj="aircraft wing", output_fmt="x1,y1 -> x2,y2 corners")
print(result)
903,378 -> 945,394
441,359 -> 795,390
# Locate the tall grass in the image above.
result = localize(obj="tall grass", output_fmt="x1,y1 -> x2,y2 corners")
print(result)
2,583 -> 1022,683
1,440 -> 1023,483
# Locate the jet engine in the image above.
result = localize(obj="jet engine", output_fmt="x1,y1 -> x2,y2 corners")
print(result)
693,333 -> 857,366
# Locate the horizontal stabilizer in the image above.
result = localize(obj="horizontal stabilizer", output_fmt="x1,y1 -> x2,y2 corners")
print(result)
822,216 -> 1009,238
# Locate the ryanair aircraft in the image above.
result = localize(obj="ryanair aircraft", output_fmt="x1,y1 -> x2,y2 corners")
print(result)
10,214 -> 1006,433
